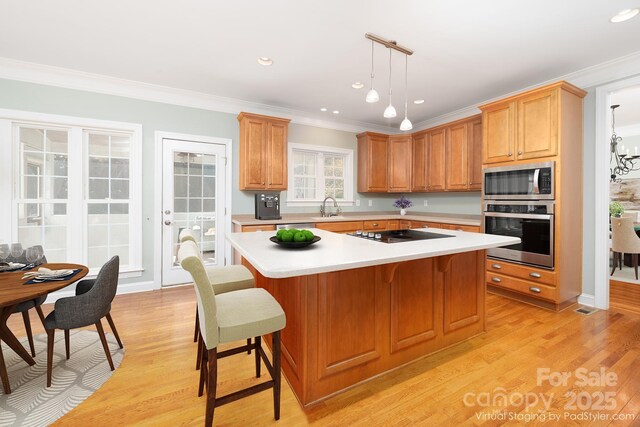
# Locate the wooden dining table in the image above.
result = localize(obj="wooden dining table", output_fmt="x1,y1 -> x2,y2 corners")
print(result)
0,263 -> 88,394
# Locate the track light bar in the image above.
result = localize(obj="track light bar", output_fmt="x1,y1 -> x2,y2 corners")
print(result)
365,33 -> 414,56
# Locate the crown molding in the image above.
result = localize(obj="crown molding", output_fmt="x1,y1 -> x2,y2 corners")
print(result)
413,49 -> 640,132
0,57 -> 393,134
618,124 -> 640,138
2,49 -> 640,136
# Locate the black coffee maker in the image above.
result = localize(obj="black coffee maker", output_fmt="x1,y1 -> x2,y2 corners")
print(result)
254,192 -> 281,220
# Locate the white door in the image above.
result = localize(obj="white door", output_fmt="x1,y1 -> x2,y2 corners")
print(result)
162,138 -> 226,286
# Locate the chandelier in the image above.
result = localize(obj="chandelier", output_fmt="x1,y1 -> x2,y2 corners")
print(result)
364,33 -> 414,131
610,104 -> 640,182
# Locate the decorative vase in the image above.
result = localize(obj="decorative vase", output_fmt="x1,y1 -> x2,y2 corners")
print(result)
400,208 -> 407,216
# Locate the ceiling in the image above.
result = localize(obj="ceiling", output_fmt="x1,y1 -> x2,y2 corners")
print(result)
1,0 -> 640,130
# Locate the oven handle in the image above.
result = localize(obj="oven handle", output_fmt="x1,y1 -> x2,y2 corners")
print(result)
484,212 -> 552,220
533,169 -> 540,194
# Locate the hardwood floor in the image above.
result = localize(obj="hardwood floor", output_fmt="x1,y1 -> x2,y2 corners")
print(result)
611,279 -> 640,315
6,286 -> 640,426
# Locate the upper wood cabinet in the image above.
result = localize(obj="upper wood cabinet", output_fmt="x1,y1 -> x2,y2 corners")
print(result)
238,112 -> 290,190
411,132 -> 428,192
482,101 -> 516,164
388,135 -> 412,192
480,82 -> 585,165
445,122 -> 468,191
427,128 -> 446,191
357,132 -> 389,192
467,117 -> 483,190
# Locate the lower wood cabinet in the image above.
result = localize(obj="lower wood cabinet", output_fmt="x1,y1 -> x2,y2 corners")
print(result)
315,221 -> 362,234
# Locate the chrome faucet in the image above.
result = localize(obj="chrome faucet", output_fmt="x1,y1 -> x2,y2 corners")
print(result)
320,196 -> 342,217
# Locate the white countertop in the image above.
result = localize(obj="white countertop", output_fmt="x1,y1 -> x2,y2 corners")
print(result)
227,228 -> 520,279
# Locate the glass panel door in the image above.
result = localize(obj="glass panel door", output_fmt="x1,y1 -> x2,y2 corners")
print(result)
162,139 -> 226,286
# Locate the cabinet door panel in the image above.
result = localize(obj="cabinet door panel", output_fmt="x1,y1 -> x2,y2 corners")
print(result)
267,121 -> 288,190
428,129 -> 446,191
467,118 -> 483,190
368,136 -> 389,191
388,135 -> 411,192
445,123 -> 468,190
517,89 -> 558,160
483,103 -> 515,164
411,133 -> 428,191
243,119 -> 266,189
444,251 -> 482,333
390,259 -> 440,352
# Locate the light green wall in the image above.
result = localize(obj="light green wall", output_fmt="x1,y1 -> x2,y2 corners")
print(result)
0,77 -> 480,286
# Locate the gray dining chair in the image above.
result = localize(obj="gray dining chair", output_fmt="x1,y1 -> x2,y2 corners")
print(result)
11,245 -> 48,357
43,256 -> 123,387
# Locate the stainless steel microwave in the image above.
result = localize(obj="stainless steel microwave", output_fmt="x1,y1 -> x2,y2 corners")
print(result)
483,161 -> 555,200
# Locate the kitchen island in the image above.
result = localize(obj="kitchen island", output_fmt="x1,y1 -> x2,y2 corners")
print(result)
227,228 -> 519,406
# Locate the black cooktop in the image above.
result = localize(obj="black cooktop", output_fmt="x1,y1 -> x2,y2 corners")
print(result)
349,229 -> 455,244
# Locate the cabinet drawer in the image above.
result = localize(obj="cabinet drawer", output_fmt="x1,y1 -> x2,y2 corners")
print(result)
241,225 -> 276,232
316,221 -> 363,233
486,273 -> 557,302
411,221 -> 442,229
398,220 -> 411,229
363,220 -> 388,231
387,220 -> 399,230
486,260 -> 555,286
443,224 -> 481,233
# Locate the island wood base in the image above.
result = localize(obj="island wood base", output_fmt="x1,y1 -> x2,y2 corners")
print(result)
242,250 -> 486,407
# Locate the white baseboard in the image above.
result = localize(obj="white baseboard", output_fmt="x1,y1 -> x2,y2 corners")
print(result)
44,280 -> 156,304
577,293 -> 596,307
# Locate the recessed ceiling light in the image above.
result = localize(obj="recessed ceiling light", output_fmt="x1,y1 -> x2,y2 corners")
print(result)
352,82 -> 365,89
413,99 -> 425,104
610,8 -> 639,23
332,110 -> 340,114
257,57 -> 273,66
320,107 -> 327,112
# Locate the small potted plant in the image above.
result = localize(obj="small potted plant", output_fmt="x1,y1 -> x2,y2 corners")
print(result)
609,201 -> 625,218
393,196 -> 413,216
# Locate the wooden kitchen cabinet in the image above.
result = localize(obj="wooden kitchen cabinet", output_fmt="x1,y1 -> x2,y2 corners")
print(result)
516,88 -> 558,160
427,128 -> 446,191
316,221 -> 363,234
482,101 -> 516,164
388,135 -> 412,192
411,132 -> 428,192
363,220 -> 389,232
467,117 -> 483,190
238,112 -> 290,190
357,132 -> 389,192
445,122 -> 468,191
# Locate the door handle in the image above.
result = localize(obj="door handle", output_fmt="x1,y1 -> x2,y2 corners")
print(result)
529,272 -> 542,278
164,209 -> 171,215
164,220 -> 172,225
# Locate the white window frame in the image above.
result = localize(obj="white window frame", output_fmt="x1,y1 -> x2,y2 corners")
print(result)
287,143 -> 354,207
0,109 -> 143,278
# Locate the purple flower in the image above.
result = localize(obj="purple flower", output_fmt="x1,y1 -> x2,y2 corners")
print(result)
393,196 -> 413,209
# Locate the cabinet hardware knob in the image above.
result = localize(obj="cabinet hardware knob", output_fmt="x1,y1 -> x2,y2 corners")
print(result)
491,277 -> 501,283
508,152 -> 513,156
373,223 -> 378,226
518,150 -> 523,155
491,264 -> 501,269
529,272 -> 542,278
529,286 -> 541,293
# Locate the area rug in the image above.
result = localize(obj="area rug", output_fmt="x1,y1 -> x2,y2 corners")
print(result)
0,330 -> 124,426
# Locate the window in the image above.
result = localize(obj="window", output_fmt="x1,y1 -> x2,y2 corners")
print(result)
0,110 -> 142,276
287,143 -> 354,206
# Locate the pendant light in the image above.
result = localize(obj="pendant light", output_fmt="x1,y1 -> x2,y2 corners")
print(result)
399,54 -> 413,131
365,40 -> 379,103
383,48 -> 396,118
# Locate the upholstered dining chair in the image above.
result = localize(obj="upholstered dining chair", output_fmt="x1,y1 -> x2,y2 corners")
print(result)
178,228 -> 255,367
178,240 -> 285,426
11,245 -> 48,357
43,256 -> 122,387
611,214 -> 640,279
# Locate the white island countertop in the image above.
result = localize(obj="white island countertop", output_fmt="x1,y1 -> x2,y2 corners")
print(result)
227,228 -> 520,279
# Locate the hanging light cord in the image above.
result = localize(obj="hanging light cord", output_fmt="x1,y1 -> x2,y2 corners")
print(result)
404,54 -> 408,116
388,48 -> 392,98
370,40 -> 375,82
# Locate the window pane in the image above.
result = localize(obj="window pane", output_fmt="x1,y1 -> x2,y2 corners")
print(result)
21,127 -> 44,152
89,157 -> 109,177
88,134 -> 110,156
111,158 -> 130,179
203,198 -> 215,212
111,179 -> 130,199
17,203 -> 67,262
189,154 -> 202,175
175,176 -> 188,197
51,154 -> 68,176
89,179 -> 109,199
203,177 -> 215,197
189,198 -> 202,212
174,153 -> 188,174
52,177 -> 68,199
46,130 -> 68,154
111,136 -> 130,157
189,176 -> 202,197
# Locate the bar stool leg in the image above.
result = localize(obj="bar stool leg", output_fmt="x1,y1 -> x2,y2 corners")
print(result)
205,348 -> 218,427
255,336 -> 261,378
273,330 -> 281,420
